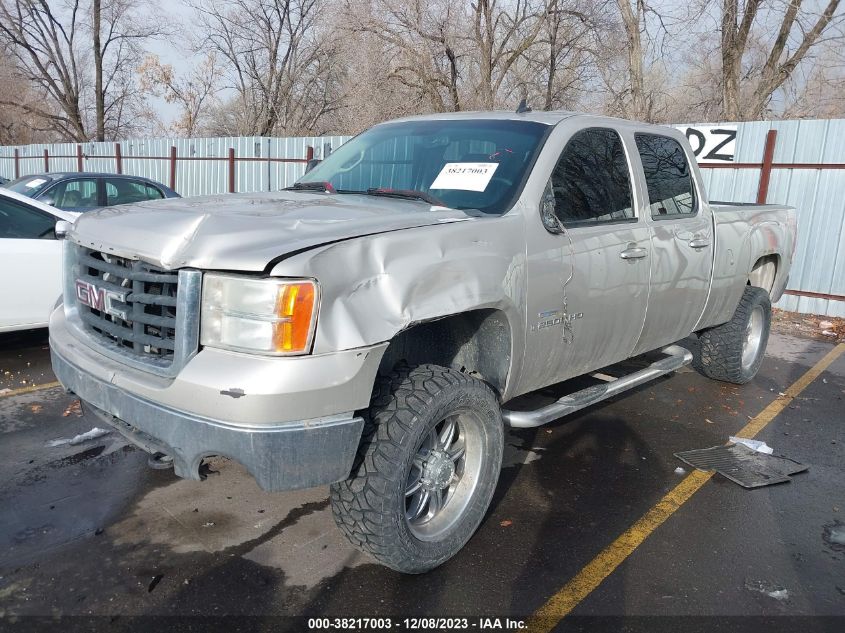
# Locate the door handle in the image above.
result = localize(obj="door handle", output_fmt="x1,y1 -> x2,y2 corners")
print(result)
619,246 -> 648,260
688,237 -> 711,249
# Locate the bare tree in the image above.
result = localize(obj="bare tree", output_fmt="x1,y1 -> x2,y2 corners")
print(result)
189,0 -> 342,136
341,0 -> 465,113
720,0 -> 843,120
0,49 -> 41,143
781,39 -> 845,118
523,0 -> 598,110
343,0 -> 557,114
0,0 -> 88,140
0,0 -> 162,141
616,0 -> 647,118
139,53 -> 222,137
469,0 -> 548,109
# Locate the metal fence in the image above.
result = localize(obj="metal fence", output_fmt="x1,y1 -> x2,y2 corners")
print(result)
691,119 -> 845,318
1,120 -> 843,317
0,135 -> 351,197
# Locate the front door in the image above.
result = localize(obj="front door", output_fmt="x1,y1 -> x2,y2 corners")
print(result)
520,126 -> 651,393
631,132 -> 713,355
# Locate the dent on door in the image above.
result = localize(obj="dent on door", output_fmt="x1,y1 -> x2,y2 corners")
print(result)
632,217 -> 713,355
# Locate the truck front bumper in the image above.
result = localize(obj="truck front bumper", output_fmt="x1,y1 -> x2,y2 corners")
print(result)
49,307 -> 387,491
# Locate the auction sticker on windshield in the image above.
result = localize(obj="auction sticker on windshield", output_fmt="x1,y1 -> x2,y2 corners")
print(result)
431,162 -> 498,192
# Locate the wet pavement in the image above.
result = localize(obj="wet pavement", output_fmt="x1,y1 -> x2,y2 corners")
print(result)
0,328 -> 843,628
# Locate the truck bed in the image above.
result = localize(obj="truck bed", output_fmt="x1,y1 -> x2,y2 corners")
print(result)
697,201 -> 796,331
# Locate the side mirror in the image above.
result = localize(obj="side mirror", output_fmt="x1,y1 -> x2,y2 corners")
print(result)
304,158 -> 321,174
540,182 -> 564,234
55,220 -> 72,240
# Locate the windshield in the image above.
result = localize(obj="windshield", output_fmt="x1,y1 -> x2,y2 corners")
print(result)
299,119 -> 550,215
5,175 -> 55,197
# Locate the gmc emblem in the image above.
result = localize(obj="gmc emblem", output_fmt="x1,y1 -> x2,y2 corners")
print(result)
75,279 -> 129,320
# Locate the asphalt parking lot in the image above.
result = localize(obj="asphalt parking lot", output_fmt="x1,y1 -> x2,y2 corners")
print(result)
0,327 -> 843,631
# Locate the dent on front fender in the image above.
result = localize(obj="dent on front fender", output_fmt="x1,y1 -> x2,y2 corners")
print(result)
270,216 -> 527,396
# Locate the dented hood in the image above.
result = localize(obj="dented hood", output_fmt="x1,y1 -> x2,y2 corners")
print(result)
69,191 -> 474,271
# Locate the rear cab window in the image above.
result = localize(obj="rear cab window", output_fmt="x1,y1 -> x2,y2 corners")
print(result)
547,127 -> 635,227
634,133 -> 697,218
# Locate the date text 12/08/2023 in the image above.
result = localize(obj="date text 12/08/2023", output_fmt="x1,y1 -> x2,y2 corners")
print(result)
306,617 -> 527,630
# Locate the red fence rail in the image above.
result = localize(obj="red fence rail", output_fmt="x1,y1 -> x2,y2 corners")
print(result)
2,142 -> 315,192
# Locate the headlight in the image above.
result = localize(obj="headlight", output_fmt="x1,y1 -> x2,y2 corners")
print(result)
201,274 -> 319,355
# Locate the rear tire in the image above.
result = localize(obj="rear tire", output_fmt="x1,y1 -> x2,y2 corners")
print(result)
330,364 -> 503,574
693,285 -> 771,384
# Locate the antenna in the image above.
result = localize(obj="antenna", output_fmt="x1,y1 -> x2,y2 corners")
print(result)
516,98 -> 532,114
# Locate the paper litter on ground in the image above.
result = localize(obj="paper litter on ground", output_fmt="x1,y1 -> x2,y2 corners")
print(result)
48,427 -> 111,447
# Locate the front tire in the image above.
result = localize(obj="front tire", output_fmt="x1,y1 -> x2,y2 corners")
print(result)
693,285 -> 771,384
330,364 -> 504,573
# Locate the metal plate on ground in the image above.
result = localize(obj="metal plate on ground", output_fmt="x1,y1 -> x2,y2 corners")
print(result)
674,443 -> 808,488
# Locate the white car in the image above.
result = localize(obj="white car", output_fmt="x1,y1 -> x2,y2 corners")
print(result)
0,188 -> 79,332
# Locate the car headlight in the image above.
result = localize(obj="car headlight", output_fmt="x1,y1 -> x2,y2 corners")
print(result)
201,274 -> 319,355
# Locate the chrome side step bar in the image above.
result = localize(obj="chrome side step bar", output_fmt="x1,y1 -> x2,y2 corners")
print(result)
502,345 -> 693,428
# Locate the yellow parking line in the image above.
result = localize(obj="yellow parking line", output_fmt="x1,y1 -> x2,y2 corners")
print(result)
528,342 -> 845,633
0,381 -> 62,398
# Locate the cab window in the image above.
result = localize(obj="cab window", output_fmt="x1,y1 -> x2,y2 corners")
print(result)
0,198 -> 56,239
549,128 -> 634,226
635,133 -> 697,218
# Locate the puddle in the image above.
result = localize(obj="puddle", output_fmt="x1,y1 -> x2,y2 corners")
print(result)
109,458 -> 329,554
502,436 -> 546,468
48,445 -> 106,467
0,389 -> 69,433
242,502 -> 368,589
0,444 -> 156,568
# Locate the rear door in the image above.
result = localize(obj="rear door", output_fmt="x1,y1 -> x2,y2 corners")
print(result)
631,132 -> 713,355
0,196 -> 62,330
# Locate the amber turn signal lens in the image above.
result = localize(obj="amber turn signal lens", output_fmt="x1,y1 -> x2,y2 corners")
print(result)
273,282 -> 316,352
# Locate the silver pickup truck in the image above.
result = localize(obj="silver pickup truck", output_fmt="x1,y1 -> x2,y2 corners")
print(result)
50,111 -> 796,573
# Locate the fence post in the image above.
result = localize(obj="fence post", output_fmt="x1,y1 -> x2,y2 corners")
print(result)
14,149 -> 20,179
115,143 -> 123,174
43,149 -> 49,172
76,145 -> 83,172
306,146 -> 314,161
228,147 -> 236,193
169,146 -> 177,191
756,130 -> 777,204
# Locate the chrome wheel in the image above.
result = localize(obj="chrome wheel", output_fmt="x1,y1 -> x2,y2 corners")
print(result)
405,411 -> 482,541
742,305 -> 764,372
331,364 -> 504,572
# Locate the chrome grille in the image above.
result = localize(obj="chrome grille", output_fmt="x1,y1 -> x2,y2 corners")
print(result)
77,249 -> 179,360
65,243 -> 201,376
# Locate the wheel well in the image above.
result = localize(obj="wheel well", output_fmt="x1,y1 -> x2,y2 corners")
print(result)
378,309 -> 512,397
749,255 -> 779,296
